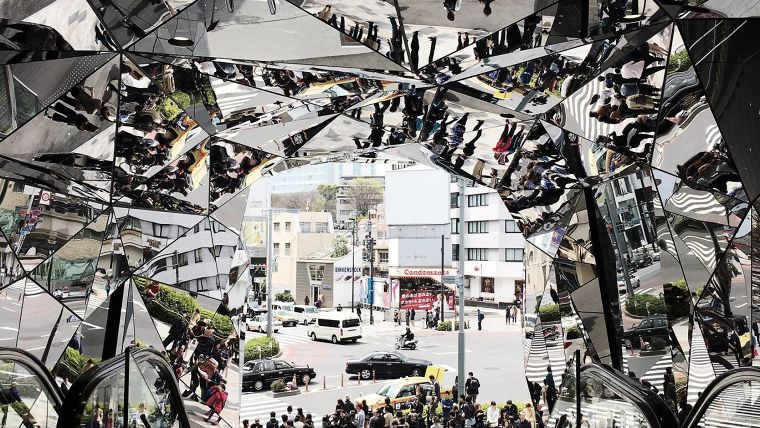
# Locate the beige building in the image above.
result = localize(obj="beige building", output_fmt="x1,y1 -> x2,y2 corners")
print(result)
270,211 -> 337,299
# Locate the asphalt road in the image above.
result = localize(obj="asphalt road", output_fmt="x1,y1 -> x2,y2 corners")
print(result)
241,310 -> 531,422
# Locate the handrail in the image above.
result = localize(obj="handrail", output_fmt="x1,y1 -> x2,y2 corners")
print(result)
680,367 -> 760,428
580,363 -> 679,427
58,347 -> 190,428
0,347 -> 64,412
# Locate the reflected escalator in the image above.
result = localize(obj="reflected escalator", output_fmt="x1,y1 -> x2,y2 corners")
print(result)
0,347 -> 64,427
57,346 -> 190,428
681,367 -> 760,428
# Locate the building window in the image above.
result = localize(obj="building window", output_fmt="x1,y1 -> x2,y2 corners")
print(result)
451,218 -> 460,234
379,251 -> 388,263
505,248 -> 524,262
300,222 -> 311,232
467,194 -> 488,207
273,222 -> 280,231
285,222 -> 292,231
467,248 -> 488,261
450,192 -> 459,208
481,277 -> 495,293
193,248 -> 203,263
505,220 -> 519,233
467,220 -> 488,234
213,246 -> 223,257
273,243 -> 280,255
452,244 -> 459,261
284,242 -> 291,256
315,222 -> 329,233
340,210 -> 352,215
467,180 -> 477,187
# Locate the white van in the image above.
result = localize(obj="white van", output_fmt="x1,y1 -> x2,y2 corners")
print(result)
307,312 -> 362,344
292,305 -> 319,325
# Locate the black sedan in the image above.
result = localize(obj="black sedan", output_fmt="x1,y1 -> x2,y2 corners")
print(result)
243,359 -> 316,392
346,352 -> 431,380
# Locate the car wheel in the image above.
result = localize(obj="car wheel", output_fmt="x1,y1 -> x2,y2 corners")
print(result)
301,374 -> 311,384
350,338 -> 358,343
311,333 -> 317,341
360,369 -> 372,380
258,326 -> 263,333
410,368 -> 421,377
331,335 -> 338,344
253,380 -> 264,392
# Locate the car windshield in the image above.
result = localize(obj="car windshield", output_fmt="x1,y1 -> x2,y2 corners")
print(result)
376,383 -> 402,398
303,307 -> 318,313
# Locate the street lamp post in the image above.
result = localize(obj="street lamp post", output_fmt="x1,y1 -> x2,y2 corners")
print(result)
351,213 -> 357,313
365,219 -> 376,325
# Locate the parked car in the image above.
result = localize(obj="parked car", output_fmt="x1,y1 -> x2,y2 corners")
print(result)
523,313 -> 537,338
293,305 -> 319,325
246,314 -> 282,333
631,253 -> 653,269
346,351 -> 432,380
617,272 -> 641,294
274,310 -> 299,327
358,376 -> 452,411
242,358 -> 316,392
307,312 -> 362,343
624,315 -> 669,347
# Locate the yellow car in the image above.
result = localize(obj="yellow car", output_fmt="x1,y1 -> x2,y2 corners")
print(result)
358,376 -> 452,411
274,310 -> 299,327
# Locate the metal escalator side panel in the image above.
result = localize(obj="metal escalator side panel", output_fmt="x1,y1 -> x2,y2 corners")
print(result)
574,363 -> 678,428
681,367 -> 760,428
0,347 -> 65,426
57,347 -> 190,428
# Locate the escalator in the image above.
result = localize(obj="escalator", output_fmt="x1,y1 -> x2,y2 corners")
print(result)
550,358 -> 760,428
0,347 -> 64,427
57,346 -> 191,428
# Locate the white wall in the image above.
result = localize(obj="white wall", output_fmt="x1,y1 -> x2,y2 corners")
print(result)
385,166 -> 450,226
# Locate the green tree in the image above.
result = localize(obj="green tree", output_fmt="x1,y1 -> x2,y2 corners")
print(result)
332,234 -> 349,258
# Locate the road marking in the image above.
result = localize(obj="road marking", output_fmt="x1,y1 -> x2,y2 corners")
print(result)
735,303 -> 747,308
81,321 -> 103,330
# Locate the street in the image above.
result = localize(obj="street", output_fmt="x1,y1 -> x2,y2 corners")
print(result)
240,309 -> 530,425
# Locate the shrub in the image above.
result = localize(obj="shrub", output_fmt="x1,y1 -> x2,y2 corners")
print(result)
244,336 -> 280,362
55,347 -> 101,381
626,294 -> 666,316
437,321 -> 452,331
650,337 -> 667,351
275,291 -> 294,303
538,304 -> 560,323
271,379 -> 286,392
566,326 -> 583,340
201,308 -> 235,339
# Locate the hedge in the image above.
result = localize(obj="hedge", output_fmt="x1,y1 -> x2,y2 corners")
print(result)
276,291 -> 294,303
244,336 -> 280,362
626,294 -> 666,317
135,277 -> 235,340
566,326 -> 583,340
538,304 -> 560,323
55,347 -> 101,381
437,321 -> 452,331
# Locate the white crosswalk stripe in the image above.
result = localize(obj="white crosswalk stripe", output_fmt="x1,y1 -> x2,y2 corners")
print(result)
561,78 -> 616,142
547,397 -> 647,427
524,331 -> 566,383
240,395 -> 323,428
638,353 -> 673,393
687,323 -> 716,404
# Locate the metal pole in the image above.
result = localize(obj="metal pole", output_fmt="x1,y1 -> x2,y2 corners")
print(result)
604,186 -> 633,296
369,224 -> 375,326
266,208 -> 274,337
351,219 -> 356,313
457,176 -> 466,396
440,234 -> 445,322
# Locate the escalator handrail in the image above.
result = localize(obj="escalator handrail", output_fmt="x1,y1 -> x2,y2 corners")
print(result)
0,347 -> 64,411
580,363 -> 679,427
58,346 -> 191,428
680,367 -> 760,428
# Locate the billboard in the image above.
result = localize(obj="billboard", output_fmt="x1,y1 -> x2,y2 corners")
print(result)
398,277 -> 454,310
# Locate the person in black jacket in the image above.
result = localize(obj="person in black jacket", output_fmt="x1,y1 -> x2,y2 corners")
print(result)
164,313 -> 189,349
465,372 -> 480,404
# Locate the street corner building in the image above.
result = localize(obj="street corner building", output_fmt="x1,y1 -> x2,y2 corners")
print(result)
0,0 -> 759,428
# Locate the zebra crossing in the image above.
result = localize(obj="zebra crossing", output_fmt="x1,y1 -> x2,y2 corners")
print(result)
524,331 -> 567,383
240,395 -> 323,428
637,353 -> 674,393
560,77 -> 616,143
687,323 -> 717,404
547,396 -> 649,428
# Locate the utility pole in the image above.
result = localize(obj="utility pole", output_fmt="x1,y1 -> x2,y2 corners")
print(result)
604,186 -> 633,296
351,216 -> 356,313
266,208 -> 274,337
440,234 -> 445,322
457,176 -> 466,396
365,219 -> 376,325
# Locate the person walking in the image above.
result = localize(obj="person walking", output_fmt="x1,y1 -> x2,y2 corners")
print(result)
356,305 -> 363,322
477,309 -> 484,330
505,306 -> 511,325
429,375 -> 441,402
410,308 -> 416,327
510,305 -> 518,324
464,372 -> 480,404
164,314 -> 189,349
405,309 -> 411,326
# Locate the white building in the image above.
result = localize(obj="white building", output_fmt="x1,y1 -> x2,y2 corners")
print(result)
335,175 -> 385,228
450,178 -> 525,305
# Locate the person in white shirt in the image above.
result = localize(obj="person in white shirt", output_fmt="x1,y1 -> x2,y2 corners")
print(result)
486,401 -> 500,428
287,405 -> 296,422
